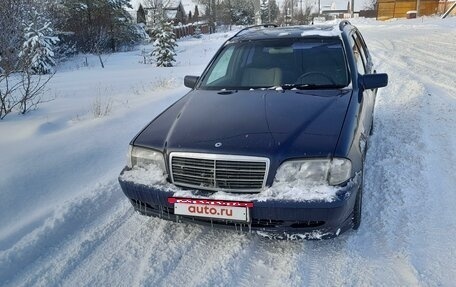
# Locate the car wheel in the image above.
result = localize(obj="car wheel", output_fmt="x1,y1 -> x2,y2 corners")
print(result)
352,179 -> 363,230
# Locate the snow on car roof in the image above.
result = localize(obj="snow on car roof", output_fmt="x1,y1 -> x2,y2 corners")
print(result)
232,25 -> 342,41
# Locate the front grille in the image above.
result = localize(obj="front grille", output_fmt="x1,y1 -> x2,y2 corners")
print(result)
170,153 -> 269,192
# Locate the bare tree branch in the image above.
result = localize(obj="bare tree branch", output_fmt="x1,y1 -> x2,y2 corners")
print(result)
18,70 -> 54,114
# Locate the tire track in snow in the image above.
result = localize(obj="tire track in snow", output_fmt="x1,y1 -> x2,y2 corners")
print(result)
238,239 -> 302,287
292,242 -> 322,286
131,223 -> 208,287
391,50 -> 456,95
62,217 -> 247,287
355,32 -> 453,285
153,229 -> 251,287
61,212 -> 208,286
382,31 -> 456,286
130,220 -> 169,287
391,35 -> 455,65
369,32 -> 456,95
365,78 -> 425,246
364,38 -> 426,247
0,180 -> 129,287
64,217 -> 171,287
295,240 -> 354,287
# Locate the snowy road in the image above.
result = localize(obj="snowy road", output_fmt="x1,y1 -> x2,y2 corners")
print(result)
1,18 -> 456,286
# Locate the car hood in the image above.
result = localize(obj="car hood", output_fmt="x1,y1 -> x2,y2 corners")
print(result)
135,89 -> 352,159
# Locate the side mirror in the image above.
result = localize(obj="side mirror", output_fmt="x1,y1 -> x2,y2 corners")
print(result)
360,73 -> 388,90
184,75 -> 199,89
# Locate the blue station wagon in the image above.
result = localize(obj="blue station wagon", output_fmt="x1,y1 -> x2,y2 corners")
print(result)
119,21 -> 388,239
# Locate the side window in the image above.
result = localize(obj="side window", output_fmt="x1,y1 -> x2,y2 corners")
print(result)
206,46 -> 235,84
351,35 -> 366,75
355,32 -> 371,61
354,32 -> 372,73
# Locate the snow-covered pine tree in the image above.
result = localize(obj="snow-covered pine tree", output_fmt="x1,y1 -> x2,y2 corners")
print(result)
260,0 -> 279,23
151,21 -> 177,67
19,8 -> 59,74
230,0 -> 255,25
260,0 -> 269,23
0,0 -> 58,118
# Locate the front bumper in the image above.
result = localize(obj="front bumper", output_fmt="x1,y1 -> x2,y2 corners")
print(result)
118,169 -> 361,239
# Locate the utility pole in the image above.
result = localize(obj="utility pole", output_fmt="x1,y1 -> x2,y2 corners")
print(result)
351,0 -> 355,17
291,0 -> 294,25
254,0 -> 261,24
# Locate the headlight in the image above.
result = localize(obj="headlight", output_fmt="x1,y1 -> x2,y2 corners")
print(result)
274,158 -> 352,186
127,145 -> 166,174
328,158 -> 352,185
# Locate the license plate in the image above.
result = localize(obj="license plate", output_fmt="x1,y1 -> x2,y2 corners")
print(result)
168,197 -> 253,222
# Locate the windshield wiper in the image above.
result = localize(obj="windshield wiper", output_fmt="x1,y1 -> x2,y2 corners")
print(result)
217,89 -> 237,95
281,84 -> 345,90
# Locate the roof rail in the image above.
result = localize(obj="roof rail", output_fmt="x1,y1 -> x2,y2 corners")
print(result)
231,23 -> 278,38
339,20 -> 351,31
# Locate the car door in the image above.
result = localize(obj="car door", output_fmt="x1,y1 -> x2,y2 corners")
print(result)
351,31 -> 375,141
355,31 -> 379,107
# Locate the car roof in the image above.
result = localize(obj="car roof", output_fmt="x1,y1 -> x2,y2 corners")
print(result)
229,22 -> 351,42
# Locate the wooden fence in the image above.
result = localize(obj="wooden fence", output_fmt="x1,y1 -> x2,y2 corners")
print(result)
377,0 -> 439,19
438,0 -> 456,14
173,24 -> 210,39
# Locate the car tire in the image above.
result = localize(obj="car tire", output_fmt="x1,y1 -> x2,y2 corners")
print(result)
352,180 -> 363,230
369,119 -> 374,135
354,138 -> 368,230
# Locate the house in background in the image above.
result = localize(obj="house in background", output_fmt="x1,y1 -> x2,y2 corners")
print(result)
135,0 -> 205,26
137,4 -> 147,24
321,1 -> 352,19
135,0 -> 209,39
164,0 -> 187,25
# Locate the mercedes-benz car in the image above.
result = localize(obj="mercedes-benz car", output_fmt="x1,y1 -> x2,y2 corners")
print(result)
118,21 -> 388,239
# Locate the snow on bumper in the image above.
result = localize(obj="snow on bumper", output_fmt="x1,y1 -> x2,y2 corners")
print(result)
118,167 -> 361,238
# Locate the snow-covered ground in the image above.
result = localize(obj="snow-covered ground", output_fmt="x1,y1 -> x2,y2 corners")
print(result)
1,17 -> 456,286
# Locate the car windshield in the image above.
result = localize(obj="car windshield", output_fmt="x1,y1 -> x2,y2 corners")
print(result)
199,38 -> 350,90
